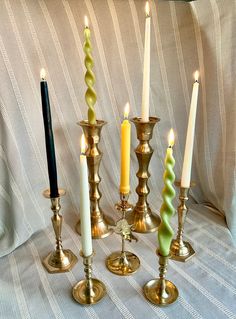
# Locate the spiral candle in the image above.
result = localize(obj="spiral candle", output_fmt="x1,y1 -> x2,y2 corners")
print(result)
158,129 -> 176,257
84,17 -> 96,125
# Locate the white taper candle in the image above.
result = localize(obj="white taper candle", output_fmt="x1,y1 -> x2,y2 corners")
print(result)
141,1 -> 151,123
79,134 -> 93,257
181,71 -> 199,188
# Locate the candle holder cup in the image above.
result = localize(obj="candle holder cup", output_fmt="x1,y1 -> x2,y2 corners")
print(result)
170,181 -> 195,262
42,189 -> 78,273
106,193 -> 140,276
143,250 -> 179,306
126,117 -> 161,233
72,251 -> 106,305
76,120 -> 114,239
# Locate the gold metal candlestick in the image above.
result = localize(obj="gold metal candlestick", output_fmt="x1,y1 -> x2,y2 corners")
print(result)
143,250 -> 179,306
126,117 -> 161,233
42,189 -> 78,273
72,251 -> 106,305
106,193 -> 140,276
76,120 -> 114,239
170,182 -> 195,262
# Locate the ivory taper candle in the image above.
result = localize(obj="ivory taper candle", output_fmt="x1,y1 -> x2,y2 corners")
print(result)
84,16 -> 97,125
120,103 -> 131,194
158,129 -> 176,257
141,1 -> 151,123
181,71 -> 199,188
79,134 -> 93,257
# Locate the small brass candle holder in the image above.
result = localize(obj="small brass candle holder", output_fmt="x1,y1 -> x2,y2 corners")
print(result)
106,193 -> 140,276
143,250 -> 179,306
72,251 -> 106,305
42,189 -> 78,273
76,120 -> 114,239
170,181 -> 195,262
126,117 -> 161,233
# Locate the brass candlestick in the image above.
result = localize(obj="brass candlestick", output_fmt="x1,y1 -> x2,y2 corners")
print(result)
126,117 -> 161,233
170,182 -> 195,262
76,120 -> 114,239
42,189 -> 78,273
106,193 -> 140,276
72,251 -> 106,305
143,250 -> 179,306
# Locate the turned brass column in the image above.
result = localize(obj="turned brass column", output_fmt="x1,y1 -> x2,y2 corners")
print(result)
126,117 -> 161,233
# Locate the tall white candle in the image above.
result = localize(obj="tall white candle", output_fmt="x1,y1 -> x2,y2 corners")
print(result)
141,1 -> 151,123
181,71 -> 200,188
79,134 -> 93,257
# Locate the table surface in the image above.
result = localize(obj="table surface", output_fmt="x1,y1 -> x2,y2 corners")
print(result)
0,203 -> 236,319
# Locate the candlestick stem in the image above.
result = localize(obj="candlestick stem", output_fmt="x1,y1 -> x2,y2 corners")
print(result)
76,120 -> 114,239
170,182 -> 195,262
42,189 -> 78,273
72,252 -> 106,304
106,193 -> 140,276
143,251 -> 179,306
126,117 -> 161,233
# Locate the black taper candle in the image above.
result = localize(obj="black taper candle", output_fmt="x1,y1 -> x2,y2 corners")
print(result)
40,69 -> 59,198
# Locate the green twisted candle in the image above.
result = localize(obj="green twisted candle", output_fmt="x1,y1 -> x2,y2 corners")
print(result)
158,130 -> 176,257
84,24 -> 97,125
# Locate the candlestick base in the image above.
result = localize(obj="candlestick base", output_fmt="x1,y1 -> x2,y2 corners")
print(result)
76,214 -> 114,239
72,252 -> 106,305
106,251 -> 140,276
43,249 -> 78,274
73,278 -> 106,305
128,117 -> 161,233
143,251 -> 179,306
170,181 -> 195,262
143,279 -> 179,306
170,239 -> 195,262
42,188 -> 78,273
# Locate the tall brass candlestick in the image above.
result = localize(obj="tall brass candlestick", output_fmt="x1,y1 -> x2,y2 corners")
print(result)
143,250 -> 179,306
126,117 -> 161,233
170,182 -> 195,262
76,120 -> 113,239
42,189 -> 78,273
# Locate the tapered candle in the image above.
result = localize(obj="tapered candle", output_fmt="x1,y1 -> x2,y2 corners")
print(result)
84,16 -> 97,125
120,103 -> 131,195
79,134 -> 93,257
181,71 -> 199,188
141,1 -> 151,123
40,68 -> 59,198
158,129 -> 176,257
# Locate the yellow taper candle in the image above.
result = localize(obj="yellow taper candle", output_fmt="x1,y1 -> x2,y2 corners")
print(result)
84,16 -> 97,125
158,129 -> 176,257
120,103 -> 131,194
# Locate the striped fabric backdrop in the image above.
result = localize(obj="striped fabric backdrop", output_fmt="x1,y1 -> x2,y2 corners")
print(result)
0,1 -> 235,318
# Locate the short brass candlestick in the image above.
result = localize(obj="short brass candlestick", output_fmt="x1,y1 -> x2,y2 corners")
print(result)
143,250 -> 179,306
126,117 -> 161,233
72,251 -> 106,305
42,189 -> 78,273
76,120 -> 114,239
106,193 -> 140,276
170,181 -> 195,262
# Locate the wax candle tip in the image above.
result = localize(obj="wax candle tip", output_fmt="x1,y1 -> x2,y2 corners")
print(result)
168,129 -> 175,147
194,70 -> 199,82
145,1 -> 150,17
40,68 -> 46,81
124,103 -> 130,119
84,15 -> 89,28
